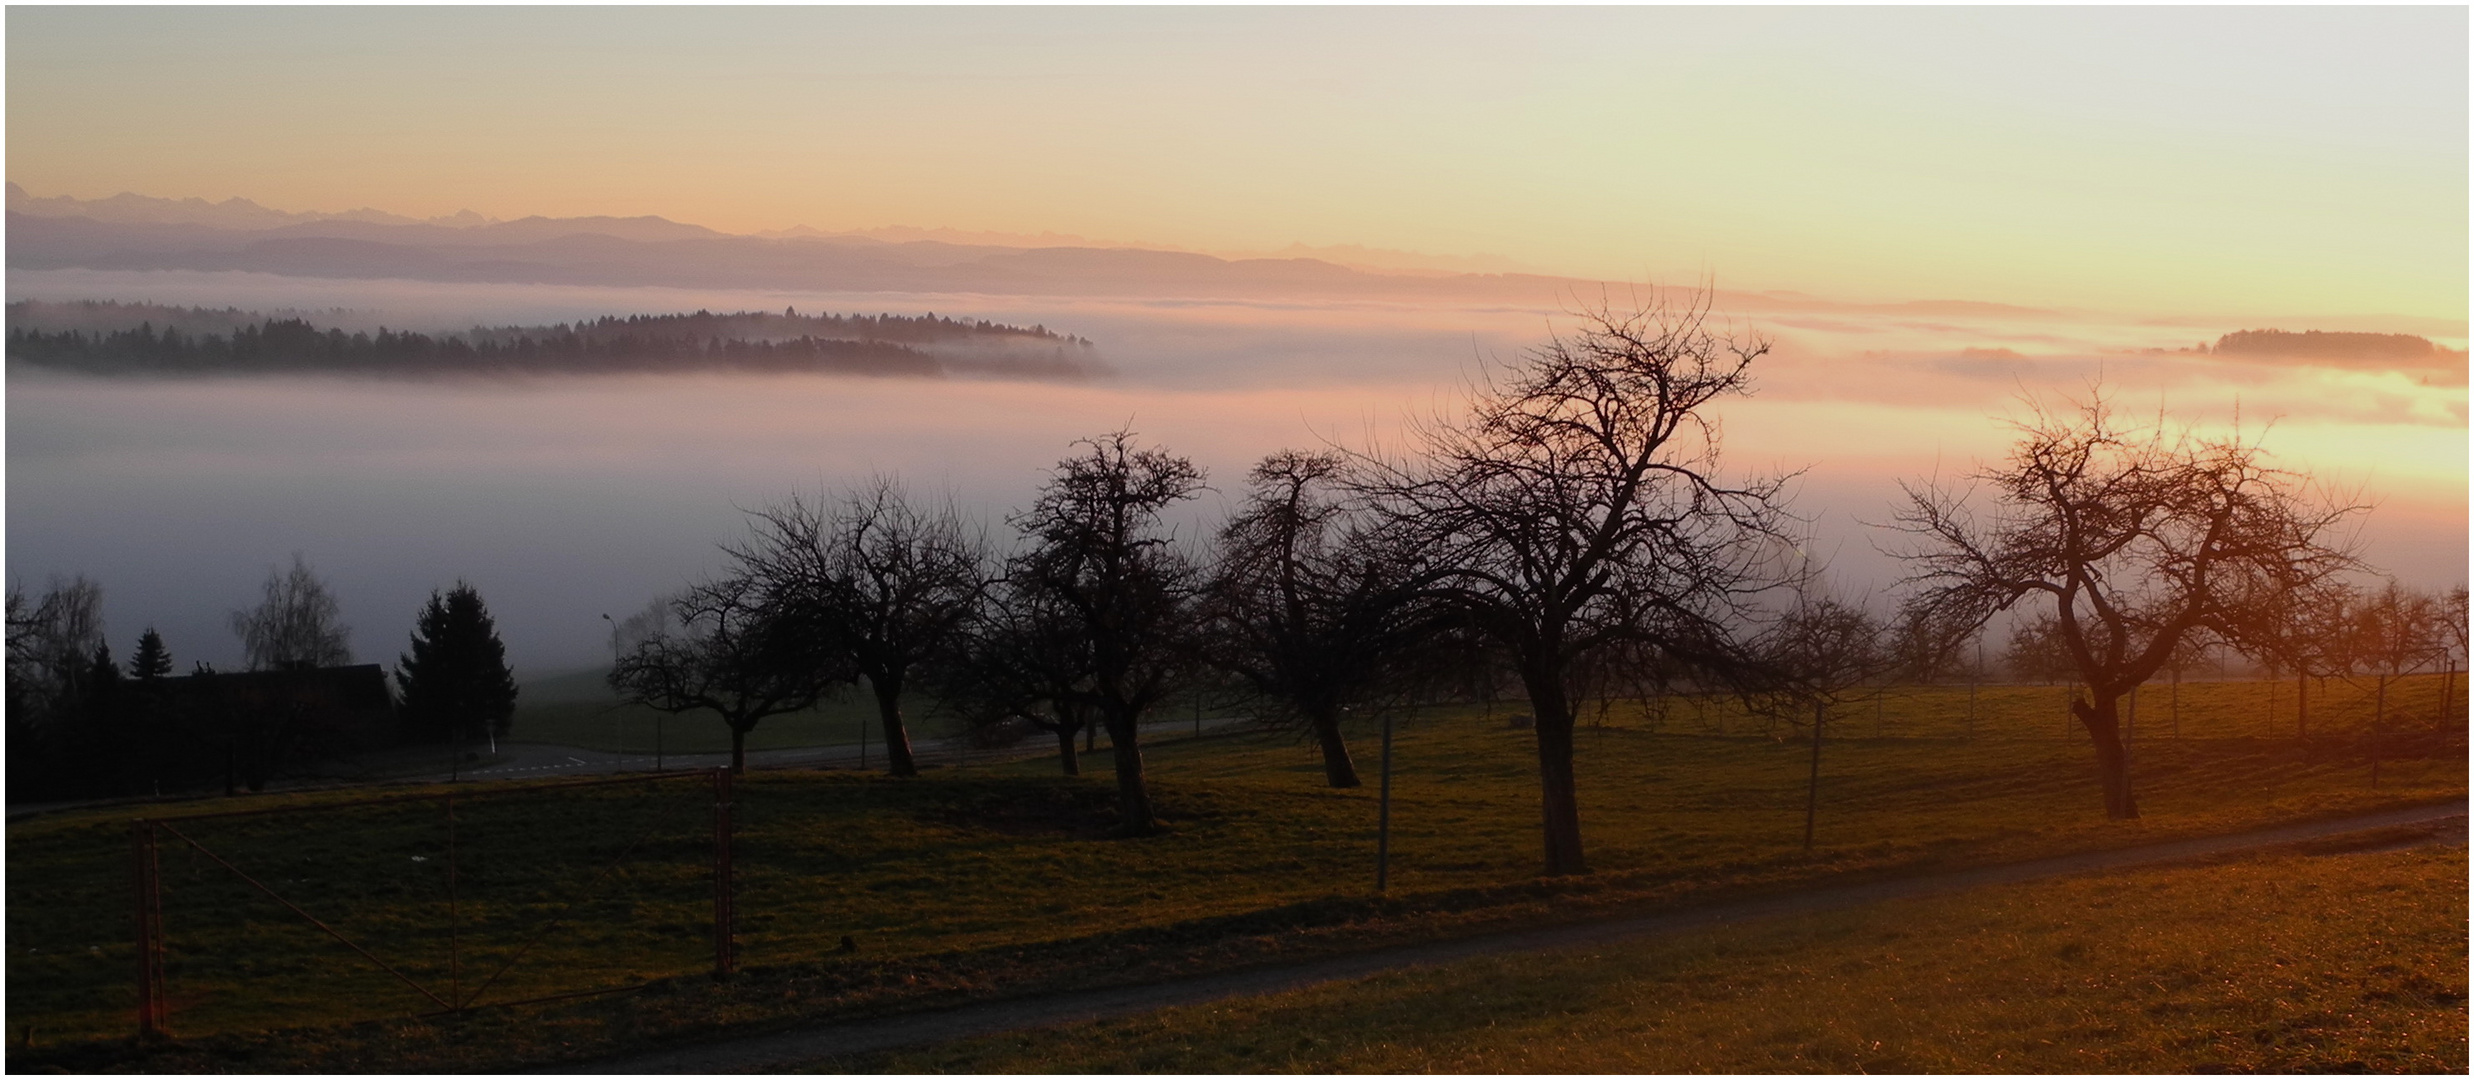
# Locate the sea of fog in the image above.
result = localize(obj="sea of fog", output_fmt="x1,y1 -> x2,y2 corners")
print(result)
9,269 -> 2465,676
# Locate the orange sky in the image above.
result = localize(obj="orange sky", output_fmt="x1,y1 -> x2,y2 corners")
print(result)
7,7 -> 2463,667
9,7 -> 2465,324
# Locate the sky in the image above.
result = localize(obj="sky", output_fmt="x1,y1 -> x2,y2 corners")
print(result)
8,6 -> 2465,322
5,7 -> 2466,674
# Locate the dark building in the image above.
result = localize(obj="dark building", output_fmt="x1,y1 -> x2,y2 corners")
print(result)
155,663 -> 399,793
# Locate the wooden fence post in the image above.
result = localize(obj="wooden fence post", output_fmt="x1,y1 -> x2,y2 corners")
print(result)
712,768 -> 735,976
132,821 -> 164,1037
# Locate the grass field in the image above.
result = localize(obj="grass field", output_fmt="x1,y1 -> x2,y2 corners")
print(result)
6,673 -> 2461,1071
514,664 -> 2463,753
855,841 -> 2468,1073
507,669 -> 943,753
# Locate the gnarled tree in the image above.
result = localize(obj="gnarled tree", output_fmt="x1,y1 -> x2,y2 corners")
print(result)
1895,394 -> 2363,818
735,479 -> 991,778
1206,450 -> 1435,788
607,574 -> 845,773
1360,296 -> 1798,875
941,573 -> 1099,775
1009,431 -> 1205,835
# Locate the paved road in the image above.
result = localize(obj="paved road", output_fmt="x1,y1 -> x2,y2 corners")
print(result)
571,800 -> 2469,1074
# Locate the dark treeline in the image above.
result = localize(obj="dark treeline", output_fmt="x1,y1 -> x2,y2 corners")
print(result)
457,308 -> 1091,348
8,560 -> 517,803
2210,328 -> 2464,362
4,304 -> 1098,377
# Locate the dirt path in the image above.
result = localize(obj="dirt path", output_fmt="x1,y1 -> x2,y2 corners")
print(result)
574,800 -> 2468,1074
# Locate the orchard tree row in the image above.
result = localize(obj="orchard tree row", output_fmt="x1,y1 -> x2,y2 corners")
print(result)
611,296 -> 2467,875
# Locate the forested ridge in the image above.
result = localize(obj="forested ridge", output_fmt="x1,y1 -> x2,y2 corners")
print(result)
2210,328 -> 2464,361
4,303 -> 1099,377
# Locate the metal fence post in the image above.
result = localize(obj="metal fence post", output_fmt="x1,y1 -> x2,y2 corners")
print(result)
712,767 -> 735,976
132,820 -> 164,1037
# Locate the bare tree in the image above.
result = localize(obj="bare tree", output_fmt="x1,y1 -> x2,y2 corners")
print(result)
607,574 -> 845,773
1895,393 -> 2364,818
1009,430 -> 1206,836
2248,577 -> 2360,737
2156,632 -> 2214,738
940,573 -> 1098,774
1359,296 -> 1798,875
2002,612 -> 2076,685
736,479 -> 992,778
1206,450 -> 1435,788
9,575 -> 106,708
2350,582 -> 2440,779
1886,598 -> 1974,687
6,576 -> 107,791
2441,586 -> 2469,725
231,553 -> 351,670
1751,591 -> 1890,848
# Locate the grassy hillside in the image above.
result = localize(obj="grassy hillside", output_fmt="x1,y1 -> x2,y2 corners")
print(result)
7,674 -> 2461,1071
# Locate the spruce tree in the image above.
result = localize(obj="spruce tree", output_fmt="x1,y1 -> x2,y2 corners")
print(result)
128,628 -> 173,682
395,583 -> 518,743
86,642 -> 120,697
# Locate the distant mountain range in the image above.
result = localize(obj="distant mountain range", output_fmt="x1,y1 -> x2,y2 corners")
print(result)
4,183 -> 2068,314
6,181 -> 498,231
10,185 -> 2461,379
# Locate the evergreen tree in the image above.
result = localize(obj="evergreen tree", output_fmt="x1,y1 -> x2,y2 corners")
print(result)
128,628 -> 173,682
395,583 -> 519,743
85,642 -> 121,699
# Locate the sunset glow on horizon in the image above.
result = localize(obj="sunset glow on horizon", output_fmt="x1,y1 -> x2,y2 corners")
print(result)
6,6 -> 2464,672
7,10 -> 2467,1063
8,6 -> 2465,323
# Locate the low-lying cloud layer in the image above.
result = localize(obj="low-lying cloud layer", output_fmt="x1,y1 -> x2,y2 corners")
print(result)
8,268 -> 2464,675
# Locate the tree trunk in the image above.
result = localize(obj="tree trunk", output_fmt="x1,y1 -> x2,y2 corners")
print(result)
1308,704 -> 1361,788
1802,698 -> 1825,850
2073,695 -> 2138,819
1105,710 -> 1156,836
730,724 -> 747,775
869,675 -> 918,778
1526,678 -> 1585,876
1054,724 -> 1080,776
2371,673 -> 2386,787
2297,673 -> 2308,738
